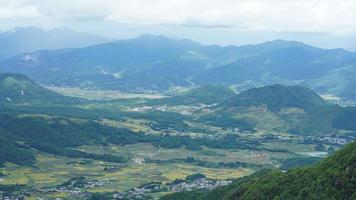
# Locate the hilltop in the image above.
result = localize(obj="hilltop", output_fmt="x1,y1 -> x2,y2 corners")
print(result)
221,84 -> 327,111
0,73 -> 77,104
199,84 -> 356,134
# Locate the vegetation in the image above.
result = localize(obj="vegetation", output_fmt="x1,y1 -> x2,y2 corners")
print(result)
201,84 -> 356,134
161,141 -> 356,200
280,157 -> 322,170
333,107 -> 356,131
0,113 -> 131,165
156,85 -> 236,105
221,84 -> 326,111
0,73 -> 78,104
0,74 -> 354,199
0,134 -> 35,166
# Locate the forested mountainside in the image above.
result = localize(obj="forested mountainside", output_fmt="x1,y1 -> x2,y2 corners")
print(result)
198,84 -> 356,134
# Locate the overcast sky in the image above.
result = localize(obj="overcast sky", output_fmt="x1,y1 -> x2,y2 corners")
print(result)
1,0 -> 356,50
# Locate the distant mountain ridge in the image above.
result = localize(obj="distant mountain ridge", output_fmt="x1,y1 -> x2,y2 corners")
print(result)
1,35 -> 356,99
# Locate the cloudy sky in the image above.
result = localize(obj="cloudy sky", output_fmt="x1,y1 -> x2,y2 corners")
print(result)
1,0 -> 356,50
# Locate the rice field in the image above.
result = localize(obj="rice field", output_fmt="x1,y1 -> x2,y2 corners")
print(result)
0,140 -> 320,198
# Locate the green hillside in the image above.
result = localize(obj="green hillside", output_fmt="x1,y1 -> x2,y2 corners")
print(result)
221,84 -> 327,111
0,113 -> 131,166
201,85 -> 356,134
161,141 -> 356,200
0,73 -> 75,104
158,85 -> 236,105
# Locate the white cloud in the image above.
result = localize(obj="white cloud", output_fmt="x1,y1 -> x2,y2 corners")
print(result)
106,0 -> 356,34
0,1 -> 41,18
1,0 -> 356,34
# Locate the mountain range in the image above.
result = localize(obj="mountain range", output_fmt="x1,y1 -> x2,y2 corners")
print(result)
1,34 -> 356,99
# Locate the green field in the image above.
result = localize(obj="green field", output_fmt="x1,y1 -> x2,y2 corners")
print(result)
0,145 -> 254,198
47,86 -> 167,100
0,139 -> 328,199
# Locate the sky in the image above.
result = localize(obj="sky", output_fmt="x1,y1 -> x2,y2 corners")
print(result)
0,0 -> 356,50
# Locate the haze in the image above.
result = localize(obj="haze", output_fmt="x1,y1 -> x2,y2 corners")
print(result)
1,0 -> 356,50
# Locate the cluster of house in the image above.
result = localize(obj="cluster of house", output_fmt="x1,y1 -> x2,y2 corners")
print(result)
110,177 -> 232,199
0,192 -> 26,200
170,178 -> 232,192
303,135 -> 351,145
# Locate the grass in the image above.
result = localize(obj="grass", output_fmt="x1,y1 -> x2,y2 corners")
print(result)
79,142 -> 301,167
47,86 -> 166,100
0,149 -> 253,198
99,118 -> 152,132
0,143 -> 258,198
232,108 -> 288,132
261,141 -> 315,152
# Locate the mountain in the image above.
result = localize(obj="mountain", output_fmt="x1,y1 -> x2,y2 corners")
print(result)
0,74 -> 129,166
0,27 -> 107,60
221,84 -> 327,111
1,35 -> 356,99
0,34 -> 204,90
0,73 -> 75,103
161,141 -> 356,200
0,112 -> 130,167
306,63 -> 356,100
199,85 -> 356,134
156,85 -> 236,105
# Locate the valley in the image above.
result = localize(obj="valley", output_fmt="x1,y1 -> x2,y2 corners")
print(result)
0,74 -> 354,199
1,132 -> 343,199
1,2 -> 356,199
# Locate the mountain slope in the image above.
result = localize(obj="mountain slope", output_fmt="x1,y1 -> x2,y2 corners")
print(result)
0,73 -> 75,103
0,113 -> 130,167
157,85 -> 236,105
0,27 -> 107,60
200,85 -> 356,134
0,34 -> 204,90
192,40 -> 356,89
161,141 -> 356,200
